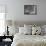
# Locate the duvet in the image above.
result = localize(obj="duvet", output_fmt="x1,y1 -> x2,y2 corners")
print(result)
11,33 -> 46,46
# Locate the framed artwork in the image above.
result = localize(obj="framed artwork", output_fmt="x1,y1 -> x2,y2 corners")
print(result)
24,5 -> 37,15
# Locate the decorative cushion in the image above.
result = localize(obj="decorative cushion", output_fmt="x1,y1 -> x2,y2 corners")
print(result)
24,27 -> 32,35
24,24 -> 32,29
19,27 -> 25,34
42,25 -> 46,35
19,27 -> 32,35
32,26 -> 41,35
42,25 -> 46,33
24,24 -> 32,34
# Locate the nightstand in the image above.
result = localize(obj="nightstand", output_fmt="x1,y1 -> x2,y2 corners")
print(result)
0,36 -> 13,46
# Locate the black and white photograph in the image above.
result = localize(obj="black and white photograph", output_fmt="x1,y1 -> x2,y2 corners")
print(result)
24,5 -> 37,15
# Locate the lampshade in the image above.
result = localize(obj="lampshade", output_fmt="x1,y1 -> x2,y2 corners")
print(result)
6,20 -> 12,26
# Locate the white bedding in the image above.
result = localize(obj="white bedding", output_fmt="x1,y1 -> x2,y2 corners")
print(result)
11,33 -> 46,46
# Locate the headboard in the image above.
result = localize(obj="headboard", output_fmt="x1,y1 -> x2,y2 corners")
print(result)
14,21 -> 46,27
6,20 -> 46,27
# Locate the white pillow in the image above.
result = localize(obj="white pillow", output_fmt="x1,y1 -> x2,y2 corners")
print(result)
19,27 -> 25,34
19,27 -> 32,35
42,25 -> 46,33
8,26 -> 19,36
24,24 -> 32,35
32,26 -> 41,35
41,25 -> 45,35
24,27 -> 32,35
32,27 -> 36,35
24,24 -> 32,29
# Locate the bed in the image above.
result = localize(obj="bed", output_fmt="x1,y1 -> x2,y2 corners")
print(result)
11,33 -> 46,46
11,21 -> 46,46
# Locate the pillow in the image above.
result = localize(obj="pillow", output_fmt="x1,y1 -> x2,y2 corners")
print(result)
19,27 -> 25,34
24,24 -> 32,29
42,25 -> 46,32
24,24 -> 32,35
42,25 -> 46,28
42,25 -> 46,35
32,26 -> 41,35
19,27 -> 32,35
40,25 -> 45,35
8,26 -> 19,36
24,27 -> 32,35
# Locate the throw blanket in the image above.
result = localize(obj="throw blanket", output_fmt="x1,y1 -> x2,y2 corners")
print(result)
11,33 -> 46,46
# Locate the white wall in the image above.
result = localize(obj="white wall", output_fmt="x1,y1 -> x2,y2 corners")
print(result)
0,0 -> 46,22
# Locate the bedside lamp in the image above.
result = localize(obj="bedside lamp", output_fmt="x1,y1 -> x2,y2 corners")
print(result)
7,26 -> 9,35
5,20 -> 12,36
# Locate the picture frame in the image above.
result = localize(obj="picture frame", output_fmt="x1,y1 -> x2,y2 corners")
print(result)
24,5 -> 37,15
